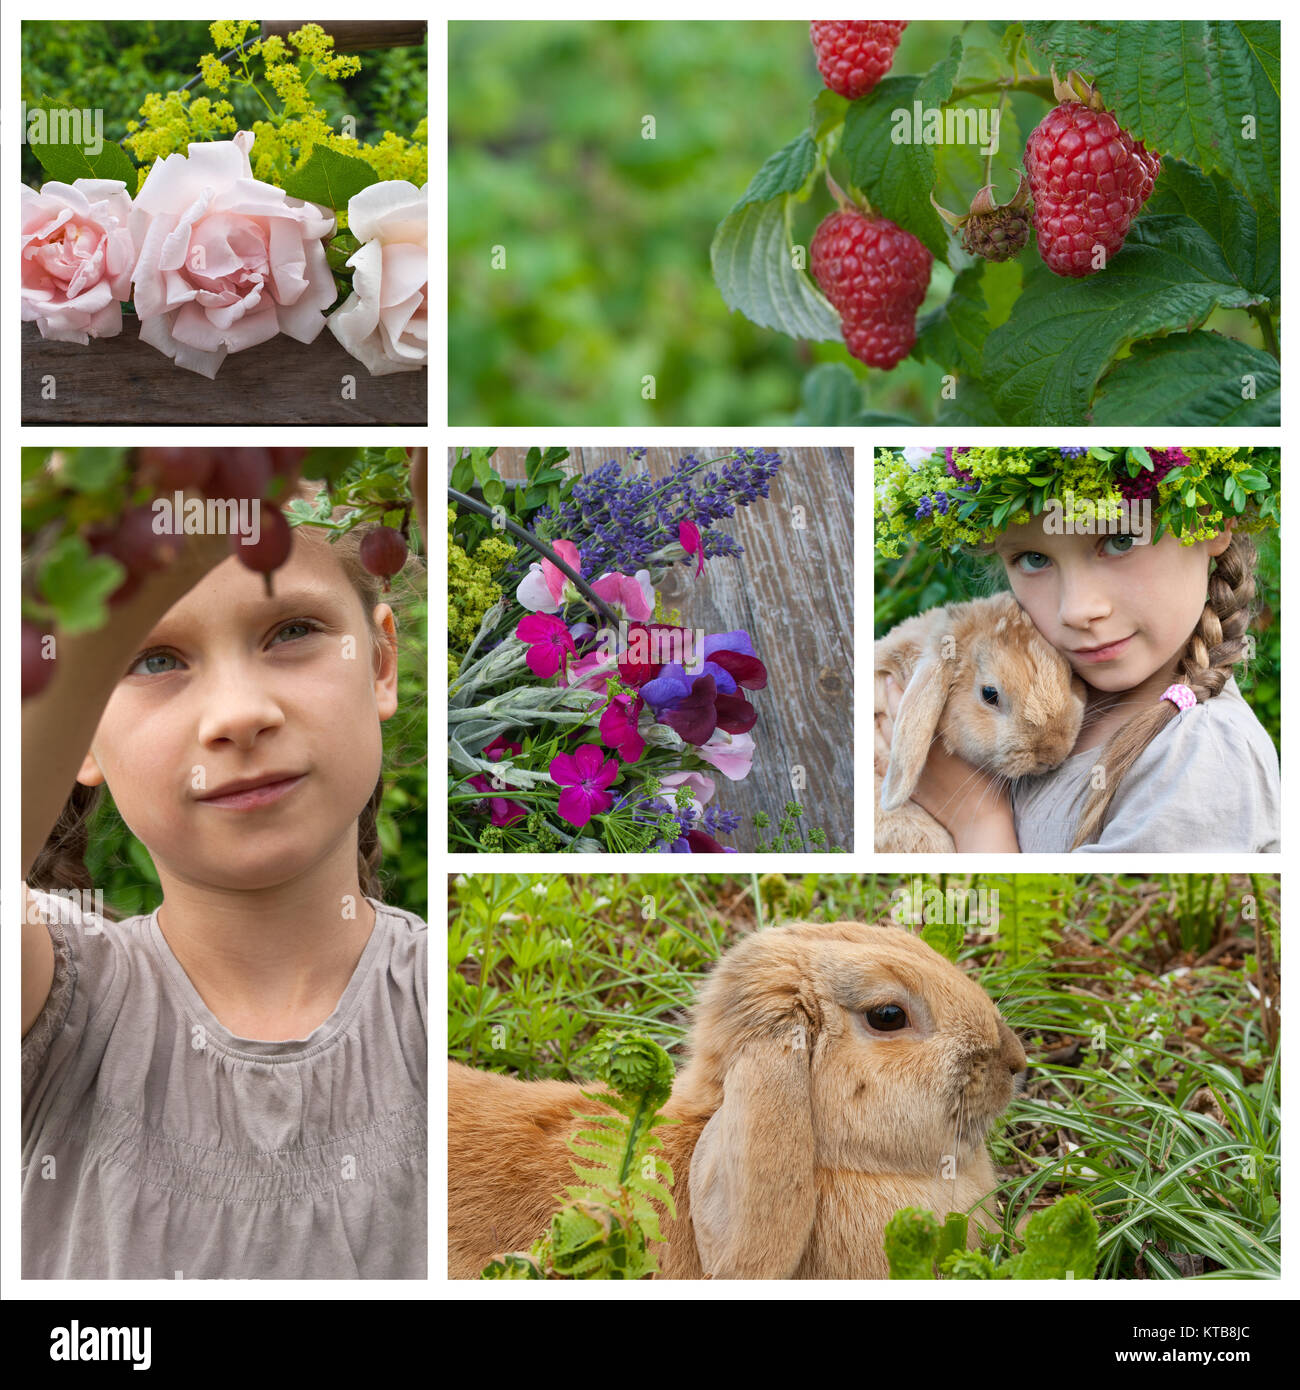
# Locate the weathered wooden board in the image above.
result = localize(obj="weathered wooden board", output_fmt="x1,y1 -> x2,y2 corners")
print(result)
22,320 -> 427,425
485,447 -> 856,851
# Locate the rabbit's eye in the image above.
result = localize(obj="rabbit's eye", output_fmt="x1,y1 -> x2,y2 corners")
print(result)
981,685 -> 1000,707
866,1004 -> 908,1031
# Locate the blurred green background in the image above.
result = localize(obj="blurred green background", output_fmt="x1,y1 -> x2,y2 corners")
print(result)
21,20 -> 428,188
449,20 -> 975,426
873,456 -> 1281,753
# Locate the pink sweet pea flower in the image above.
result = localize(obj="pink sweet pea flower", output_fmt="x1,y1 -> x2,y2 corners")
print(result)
679,520 -> 705,577
516,613 -> 575,679
516,540 -> 582,612
590,569 -> 654,621
695,729 -> 755,781
549,744 -> 619,827
657,770 -> 716,818
599,694 -> 646,764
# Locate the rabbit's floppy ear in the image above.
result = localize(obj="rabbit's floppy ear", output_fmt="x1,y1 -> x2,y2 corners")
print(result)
879,652 -> 950,811
689,1034 -> 816,1279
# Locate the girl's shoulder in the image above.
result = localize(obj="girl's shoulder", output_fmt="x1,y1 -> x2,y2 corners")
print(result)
1147,676 -> 1278,770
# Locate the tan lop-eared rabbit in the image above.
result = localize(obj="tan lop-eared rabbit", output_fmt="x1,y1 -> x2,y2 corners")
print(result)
875,592 -> 1086,852
448,920 -> 1027,1279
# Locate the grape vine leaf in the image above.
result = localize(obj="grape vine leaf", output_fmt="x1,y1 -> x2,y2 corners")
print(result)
1022,21 -> 1279,212
983,167 -> 1273,424
37,536 -> 124,636
1091,334 -> 1279,425
280,144 -> 378,211
841,37 -> 963,260
28,126 -> 137,188
711,132 -> 841,341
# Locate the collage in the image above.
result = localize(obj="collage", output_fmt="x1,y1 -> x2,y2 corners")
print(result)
7,3 -> 1290,1368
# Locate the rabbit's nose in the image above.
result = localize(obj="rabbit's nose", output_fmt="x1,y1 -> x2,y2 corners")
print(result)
996,1018 -> 1027,1075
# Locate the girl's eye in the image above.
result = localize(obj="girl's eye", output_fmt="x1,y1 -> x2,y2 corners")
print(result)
128,651 -> 181,677
1103,534 -> 1137,555
1014,551 -> 1052,573
865,1004 -> 908,1032
270,620 -> 317,645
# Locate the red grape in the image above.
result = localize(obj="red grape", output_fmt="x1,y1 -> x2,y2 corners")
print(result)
359,525 -> 407,592
109,505 -> 185,575
136,446 -> 217,492
229,505 -> 293,596
23,621 -> 55,700
207,449 -> 273,503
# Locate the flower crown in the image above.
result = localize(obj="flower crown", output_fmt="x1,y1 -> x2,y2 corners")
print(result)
875,447 -> 1280,558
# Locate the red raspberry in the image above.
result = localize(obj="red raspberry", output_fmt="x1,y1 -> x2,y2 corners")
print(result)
811,208 -> 932,370
810,21 -> 907,101
1024,102 -> 1160,277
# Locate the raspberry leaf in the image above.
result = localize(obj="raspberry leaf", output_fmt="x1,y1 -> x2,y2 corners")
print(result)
1091,335 -> 1279,425
984,189 -> 1272,425
711,132 -> 841,341
841,37 -> 963,260
1023,21 -> 1279,213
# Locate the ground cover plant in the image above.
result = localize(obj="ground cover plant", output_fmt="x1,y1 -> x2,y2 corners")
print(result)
449,871 -> 1279,1278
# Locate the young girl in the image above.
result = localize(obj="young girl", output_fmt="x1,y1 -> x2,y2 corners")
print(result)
21,476 -> 427,1279
875,447 -> 1280,854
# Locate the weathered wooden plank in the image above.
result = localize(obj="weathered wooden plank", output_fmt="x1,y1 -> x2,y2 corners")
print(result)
260,21 -> 427,50
22,320 -> 427,425
481,447 -> 856,850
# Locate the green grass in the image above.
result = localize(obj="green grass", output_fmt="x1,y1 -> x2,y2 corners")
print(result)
448,871 -> 1280,1279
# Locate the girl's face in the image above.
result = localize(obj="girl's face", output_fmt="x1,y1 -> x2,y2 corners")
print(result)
78,533 -> 398,893
994,517 -> 1233,695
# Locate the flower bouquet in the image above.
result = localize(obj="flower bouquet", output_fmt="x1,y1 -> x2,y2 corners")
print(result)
21,22 -> 427,379
449,448 -> 786,852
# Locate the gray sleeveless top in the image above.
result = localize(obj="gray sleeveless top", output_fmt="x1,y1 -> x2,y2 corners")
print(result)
22,891 -> 427,1279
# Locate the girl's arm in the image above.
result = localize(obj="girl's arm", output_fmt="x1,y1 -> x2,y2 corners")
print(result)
880,676 -> 1021,853
21,528 -> 229,1031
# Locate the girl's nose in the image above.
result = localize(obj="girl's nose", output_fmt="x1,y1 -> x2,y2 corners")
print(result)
1057,570 -> 1111,630
196,671 -> 285,749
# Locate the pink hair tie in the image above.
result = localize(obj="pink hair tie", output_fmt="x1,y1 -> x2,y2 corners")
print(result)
1161,683 -> 1196,713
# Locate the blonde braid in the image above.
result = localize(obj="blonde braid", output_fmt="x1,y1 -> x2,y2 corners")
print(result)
1070,534 -> 1257,848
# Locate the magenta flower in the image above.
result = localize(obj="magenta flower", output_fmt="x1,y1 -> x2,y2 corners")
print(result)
679,519 -> 705,577
549,744 -> 619,827
516,613 -> 575,679
516,539 -> 582,612
468,775 -> 527,827
599,694 -> 646,763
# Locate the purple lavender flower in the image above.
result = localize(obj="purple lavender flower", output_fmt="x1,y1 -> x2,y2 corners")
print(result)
1059,447 -> 1089,459
915,495 -> 934,519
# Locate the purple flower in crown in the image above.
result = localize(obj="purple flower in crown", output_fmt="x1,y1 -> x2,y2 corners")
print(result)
1059,446 -> 1089,459
1117,448 -> 1188,502
944,447 -> 974,485
933,491 -> 950,516
915,495 -> 933,519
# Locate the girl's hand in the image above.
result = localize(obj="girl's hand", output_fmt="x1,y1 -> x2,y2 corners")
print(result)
880,675 -> 1020,852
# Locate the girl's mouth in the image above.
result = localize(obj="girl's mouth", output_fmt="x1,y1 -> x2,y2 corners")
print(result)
1070,635 -> 1132,664
197,774 -> 306,810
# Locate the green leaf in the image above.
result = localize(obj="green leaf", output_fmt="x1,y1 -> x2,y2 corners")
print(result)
28,128 -> 136,187
936,1212 -> 970,1266
1145,161 -> 1279,304
1013,1195 -> 1100,1280
984,200 -> 1272,425
915,265 -> 989,376
884,1208 -> 941,1280
482,478 -> 506,507
791,363 -> 861,425
1022,21 -> 1279,210
280,143 -> 379,210
37,536 -> 124,636
59,447 -> 128,493
1091,333 -> 1280,425
937,376 -> 1004,425
921,919 -> 962,961
841,41 -> 963,260
711,133 -> 840,341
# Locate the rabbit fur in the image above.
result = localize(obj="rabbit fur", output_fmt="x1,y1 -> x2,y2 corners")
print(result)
448,919 -> 1027,1279
875,592 -> 1085,852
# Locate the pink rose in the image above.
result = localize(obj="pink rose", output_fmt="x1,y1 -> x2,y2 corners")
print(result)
21,179 -> 135,344
129,131 -> 336,378
328,180 -> 427,375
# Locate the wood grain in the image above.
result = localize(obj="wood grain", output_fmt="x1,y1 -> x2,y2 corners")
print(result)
22,320 -> 427,425
483,447 -> 856,851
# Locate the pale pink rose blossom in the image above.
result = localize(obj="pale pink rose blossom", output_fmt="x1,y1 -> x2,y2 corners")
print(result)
328,179 -> 427,375
21,179 -> 135,344
129,131 -> 336,378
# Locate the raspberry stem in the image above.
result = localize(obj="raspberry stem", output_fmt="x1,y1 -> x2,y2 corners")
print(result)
1249,306 -> 1280,361
950,75 -> 1055,103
